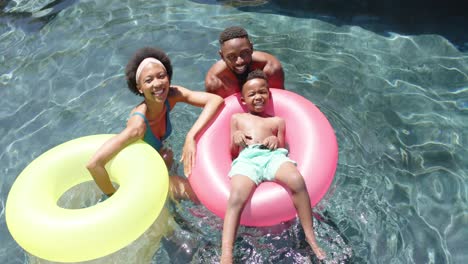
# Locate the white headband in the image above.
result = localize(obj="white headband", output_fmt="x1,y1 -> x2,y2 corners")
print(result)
135,57 -> 167,82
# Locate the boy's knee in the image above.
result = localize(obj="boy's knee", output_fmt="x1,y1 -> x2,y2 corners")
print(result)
287,172 -> 307,194
228,188 -> 249,209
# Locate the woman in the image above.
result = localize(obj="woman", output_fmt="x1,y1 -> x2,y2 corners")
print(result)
87,47 -> 223,201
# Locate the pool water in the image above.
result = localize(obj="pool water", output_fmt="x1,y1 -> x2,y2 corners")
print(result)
1,0 -> 467,263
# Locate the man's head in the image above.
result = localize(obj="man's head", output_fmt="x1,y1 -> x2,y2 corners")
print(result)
218,26 -> 253,75
241,69 -> 270,114
218,26 -> 249,44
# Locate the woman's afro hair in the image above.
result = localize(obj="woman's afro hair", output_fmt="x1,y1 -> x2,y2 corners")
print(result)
125,47 -> 173,96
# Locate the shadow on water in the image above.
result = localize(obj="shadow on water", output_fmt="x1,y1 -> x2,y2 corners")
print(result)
191,0 -> 468,51
0,0 -> 79,32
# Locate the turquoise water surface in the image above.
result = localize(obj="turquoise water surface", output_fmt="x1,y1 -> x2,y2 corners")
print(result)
1,0 -> 467,263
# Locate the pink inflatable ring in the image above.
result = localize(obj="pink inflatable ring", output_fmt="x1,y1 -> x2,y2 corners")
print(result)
190,89 -> 338,226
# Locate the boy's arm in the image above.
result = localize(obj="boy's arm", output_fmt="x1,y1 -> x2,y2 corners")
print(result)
230,115 -> 241,157
263,117 -> 285,149
276,118 -> 286,148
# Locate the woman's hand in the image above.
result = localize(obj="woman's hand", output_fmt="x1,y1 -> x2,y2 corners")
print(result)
262,135 -> 279,150
180,136 -> 196,177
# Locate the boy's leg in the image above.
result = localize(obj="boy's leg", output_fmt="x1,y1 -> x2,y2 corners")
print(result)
274,162 -> 326,260
221,175 -> 257,264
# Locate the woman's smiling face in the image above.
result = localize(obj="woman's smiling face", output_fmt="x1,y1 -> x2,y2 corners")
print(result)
137,62 -> 170,102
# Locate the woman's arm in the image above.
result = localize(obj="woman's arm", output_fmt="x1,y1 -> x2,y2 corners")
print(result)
86,116 -> 145,195
172,86 -> 224,176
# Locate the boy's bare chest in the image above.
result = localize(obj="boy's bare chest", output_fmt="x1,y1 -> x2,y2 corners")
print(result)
238,115 -> 278,134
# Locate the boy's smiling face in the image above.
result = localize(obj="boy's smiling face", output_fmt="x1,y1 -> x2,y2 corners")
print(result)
241,78 -> 270,114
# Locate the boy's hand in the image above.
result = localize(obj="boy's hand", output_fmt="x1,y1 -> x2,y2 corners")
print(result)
262,136 -> 279,150
233,131 -> 250,147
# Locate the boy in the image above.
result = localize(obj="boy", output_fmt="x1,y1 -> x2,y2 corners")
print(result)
221,69 -> 326,263
205,26 -> 285,98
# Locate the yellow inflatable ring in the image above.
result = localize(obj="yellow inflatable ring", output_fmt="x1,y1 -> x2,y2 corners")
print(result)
6,134 -> 169,262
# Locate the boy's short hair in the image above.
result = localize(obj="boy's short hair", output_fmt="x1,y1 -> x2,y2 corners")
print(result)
241,69 -> 268,93
125,47 -> 173,96
246,69 -> 267,82
219,26 -> 249,44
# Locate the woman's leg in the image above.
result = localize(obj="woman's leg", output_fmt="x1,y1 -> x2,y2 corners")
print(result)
169,175 -> 199,203
275,162 -> 326,260
160,147 -> 174,170
160,147 -> 199,203
221,175 -> 256,264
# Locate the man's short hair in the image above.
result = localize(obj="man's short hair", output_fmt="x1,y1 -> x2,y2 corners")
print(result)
219,26 -> 249,44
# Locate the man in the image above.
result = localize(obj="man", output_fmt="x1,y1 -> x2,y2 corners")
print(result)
205,26 -> 285,98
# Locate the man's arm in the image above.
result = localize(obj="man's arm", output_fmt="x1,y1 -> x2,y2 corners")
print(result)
205,61 -> 242,98
264,62 -> 284,89
205,72 -> 223,94
205,60 -> 226,95
254,51 -> 285,89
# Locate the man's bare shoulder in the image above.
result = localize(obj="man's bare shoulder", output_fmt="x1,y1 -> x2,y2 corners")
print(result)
205,76 -> 223,94
206,60 -> 238,96
252,51 -> 280,63
206,60 -> 226,78
252,51 -> 284,89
